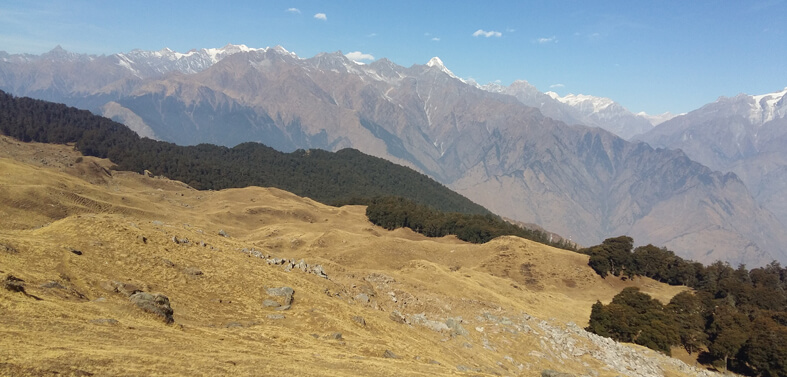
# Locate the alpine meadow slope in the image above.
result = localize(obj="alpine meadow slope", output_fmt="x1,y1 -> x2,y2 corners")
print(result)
0,135 -> 712,377
2,45 -> 786,266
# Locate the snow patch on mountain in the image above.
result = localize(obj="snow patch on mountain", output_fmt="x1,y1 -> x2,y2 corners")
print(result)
115,44 -> 268,76
749,87 -> 787,124
426,57 -> 465,83
546,92 -> 614,114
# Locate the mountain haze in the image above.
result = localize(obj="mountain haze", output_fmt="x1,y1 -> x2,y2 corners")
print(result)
2,45 -> 785,266
638,88 -> 787,230
479,80 -> 670,140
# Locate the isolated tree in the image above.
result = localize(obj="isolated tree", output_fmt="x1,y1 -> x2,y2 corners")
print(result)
582,236 -> 634,277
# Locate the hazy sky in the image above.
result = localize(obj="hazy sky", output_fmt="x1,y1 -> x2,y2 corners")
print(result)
1,0 -> 785,114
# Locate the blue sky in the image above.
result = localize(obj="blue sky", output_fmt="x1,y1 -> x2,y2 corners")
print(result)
1,0 -> 785,114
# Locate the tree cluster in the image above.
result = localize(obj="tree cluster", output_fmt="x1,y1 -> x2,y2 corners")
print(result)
583,237 -> 787,376
364,196 -> 576,249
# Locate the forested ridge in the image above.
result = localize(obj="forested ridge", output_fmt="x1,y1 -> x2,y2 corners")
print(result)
0,90 -> 579,249
582,236 -> 787,376
0,90 -> 486,214
364,196 -> 576,250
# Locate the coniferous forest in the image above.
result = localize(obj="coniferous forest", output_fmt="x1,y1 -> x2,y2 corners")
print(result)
0,90 -> 575,249
363,196 -> 576,250
582,236 -> 787,376
0,90 -> 486,214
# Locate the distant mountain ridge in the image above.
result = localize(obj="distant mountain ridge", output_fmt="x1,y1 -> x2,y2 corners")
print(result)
2,45 -> 786,266
479,80 -> 672,139
638,87 -> 787,230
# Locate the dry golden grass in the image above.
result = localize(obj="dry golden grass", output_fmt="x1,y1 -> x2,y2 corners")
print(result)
0,136 -> 693,376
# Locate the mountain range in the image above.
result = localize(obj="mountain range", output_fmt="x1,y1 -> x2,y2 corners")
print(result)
637,88 -> 787,233
2,44 -> 786,266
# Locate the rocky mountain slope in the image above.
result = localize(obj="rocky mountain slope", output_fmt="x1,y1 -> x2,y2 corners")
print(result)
0,136 -> 715,376
638,88 -> 787,229
2,46 -> 785,266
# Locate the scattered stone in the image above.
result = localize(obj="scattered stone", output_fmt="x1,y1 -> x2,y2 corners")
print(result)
218,229 -> 229,238
242,248 -> 264,258
143,169 -> 153,178
137,235 -> 148,244
409,313 -> 449,332
129,292 -> 174,324
355,293 -> 370,304
389,310 -> 407,324
382,350 -> 400,359
311,265 -> 328,279
274,305 -> 291,311
446,317 -> 468,337
183,267 -> 203,276
352,316 -> 366,326
172,236 -> 189,245
262,299 -> 281,308
70,249 -> 83,256
90,318 -> 119,326
267,314 -> 285,320
266,286 -> 294,306
325,332 -> 343,340
542,370 -> 575,377
3,275 -> 25,293
225,322 -> 244,328
161,259 -> 175,267
152,220 -> 164,226
428,359 -> 441,365
109,281 -> 142,297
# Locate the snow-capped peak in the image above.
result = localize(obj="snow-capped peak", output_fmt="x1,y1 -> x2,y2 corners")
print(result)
545,91 -> 561,100
427,56 -> 446,69
548,93 -> 615,113
114,44 -> 274,77
425,56 -> 462,82
749,87 -> 787,124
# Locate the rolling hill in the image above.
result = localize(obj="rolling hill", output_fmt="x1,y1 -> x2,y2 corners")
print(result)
0,135 -> 713,376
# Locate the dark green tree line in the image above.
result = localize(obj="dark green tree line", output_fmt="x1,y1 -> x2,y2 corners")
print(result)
583,236 -> 787,376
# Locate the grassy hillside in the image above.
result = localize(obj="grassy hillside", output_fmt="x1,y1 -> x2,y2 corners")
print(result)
0,137 -> 705,376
